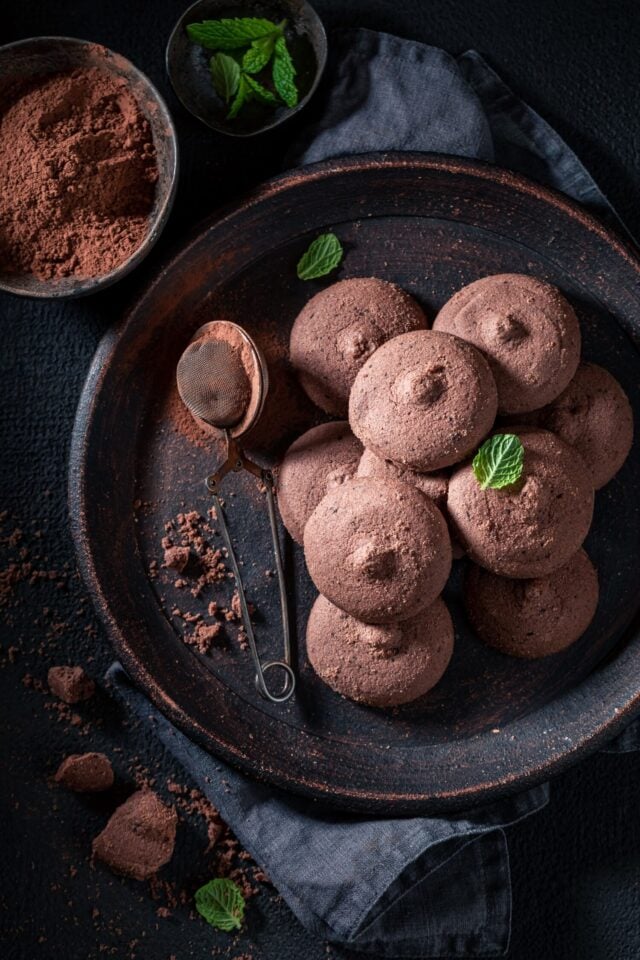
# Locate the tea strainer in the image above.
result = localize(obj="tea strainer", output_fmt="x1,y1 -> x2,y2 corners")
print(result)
177,320 -> 295,704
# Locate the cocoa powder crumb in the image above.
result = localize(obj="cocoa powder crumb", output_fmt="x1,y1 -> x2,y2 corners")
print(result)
184,621 -> 222,654
163,546 -> 190,572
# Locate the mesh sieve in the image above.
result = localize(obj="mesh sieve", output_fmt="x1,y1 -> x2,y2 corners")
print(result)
176,337 -> 251,428
174,321 -> 294,703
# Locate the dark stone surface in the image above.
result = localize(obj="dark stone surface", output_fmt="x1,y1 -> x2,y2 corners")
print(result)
2,1 -> 640,957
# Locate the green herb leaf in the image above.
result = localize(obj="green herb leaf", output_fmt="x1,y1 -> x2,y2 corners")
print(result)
472,434 -> 524,490
195,878 -> 245,932
272,36 -> 298,107
297,233 -> 344,280
227,73 -> 251,119
187,17 -> 280,50
209,53 -> 240,103
242,34 -> 277,73
243,74 -> 278,104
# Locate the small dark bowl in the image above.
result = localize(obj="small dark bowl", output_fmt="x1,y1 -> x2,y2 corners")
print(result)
0,37 -> 178,299
166,0 -> 327,136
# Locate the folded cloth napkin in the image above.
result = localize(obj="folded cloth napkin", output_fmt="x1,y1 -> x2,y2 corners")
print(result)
109,663 -> 548,957
108,28 -> 636,958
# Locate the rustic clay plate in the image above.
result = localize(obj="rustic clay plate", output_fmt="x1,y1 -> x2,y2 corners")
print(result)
69,154 -> 640,814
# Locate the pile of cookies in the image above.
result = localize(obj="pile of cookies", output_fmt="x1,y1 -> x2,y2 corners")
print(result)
276,275 -> 633,708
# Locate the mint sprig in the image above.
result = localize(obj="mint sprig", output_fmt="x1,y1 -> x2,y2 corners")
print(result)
244,74 -> 278,105
227,74 -> 251,119
187,18 -> 279,50
195,878 -> 245,932
209,53 -> 240,104
272,36 -> 298,107
472,434 -> 524,490
187,17 -> 299,120
242,34 -> 277,74
297,233 -> 344,280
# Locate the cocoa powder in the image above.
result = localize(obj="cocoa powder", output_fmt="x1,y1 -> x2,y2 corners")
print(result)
0,65 -> 157,280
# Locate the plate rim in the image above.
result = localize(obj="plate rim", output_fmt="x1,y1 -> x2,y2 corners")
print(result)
69,151 -> 640,814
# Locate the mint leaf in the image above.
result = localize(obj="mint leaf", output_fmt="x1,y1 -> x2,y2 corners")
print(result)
195,878 -> 245,932
472,434 -> 524,490
187,17 -> 279,50
209,53 -> 240,103
244,74 -> 278,104
297,233 -> 343,280
227,74 -> 251,119
242,34 -> 277,73
272,36 -> 298,107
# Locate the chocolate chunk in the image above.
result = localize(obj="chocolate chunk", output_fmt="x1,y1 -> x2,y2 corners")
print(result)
55,753 -> 114,792
92,790 -> 177,881
47,665 -> 95,704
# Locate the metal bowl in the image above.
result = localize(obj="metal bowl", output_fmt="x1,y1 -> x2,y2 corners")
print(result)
0,37 -> 178,299
166,0 -> 327,137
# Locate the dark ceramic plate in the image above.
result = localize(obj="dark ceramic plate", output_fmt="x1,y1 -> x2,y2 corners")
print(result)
70,154 -> 640,814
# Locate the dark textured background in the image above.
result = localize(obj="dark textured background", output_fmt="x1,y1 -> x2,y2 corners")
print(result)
2,2 -> 640,958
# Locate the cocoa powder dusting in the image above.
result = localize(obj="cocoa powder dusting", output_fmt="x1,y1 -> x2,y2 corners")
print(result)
0,65 -> 157,281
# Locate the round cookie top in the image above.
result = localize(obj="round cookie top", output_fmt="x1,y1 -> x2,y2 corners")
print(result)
356,448 -> 448,510
303,476 -> 452,623
289,277 -> 427,416
433,274 -> 581,414
528,363 -> 633,489
448,427 -> 594,577
349,330 -> 498,471
306,594 -> 454,707
465,549 -> 598,659
357,449 -> 465,559
277,421 -> 363,544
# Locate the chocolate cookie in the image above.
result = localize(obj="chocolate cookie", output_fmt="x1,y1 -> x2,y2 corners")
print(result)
447,428 -> 594,577
303,477 -> 452,622
356,448 -> 448,509
290,277 -> 427,416
465,549 -> 598,658
525,363 -> 633,489
433,274 -> 581,414
356,449 -> 464,558
277,421 -> 363,543
349,330 -> 498,471
306,594 -> 454,707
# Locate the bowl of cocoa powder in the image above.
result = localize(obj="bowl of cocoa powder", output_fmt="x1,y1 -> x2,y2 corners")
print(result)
0,37 -> 178,298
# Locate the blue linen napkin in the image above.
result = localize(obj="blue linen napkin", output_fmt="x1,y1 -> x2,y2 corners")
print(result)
107,28 -> 636,957
108,663 -> 548,956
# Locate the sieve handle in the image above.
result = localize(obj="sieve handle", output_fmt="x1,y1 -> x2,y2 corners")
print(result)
207,471 -> 295,705
206,433 -> 263,491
